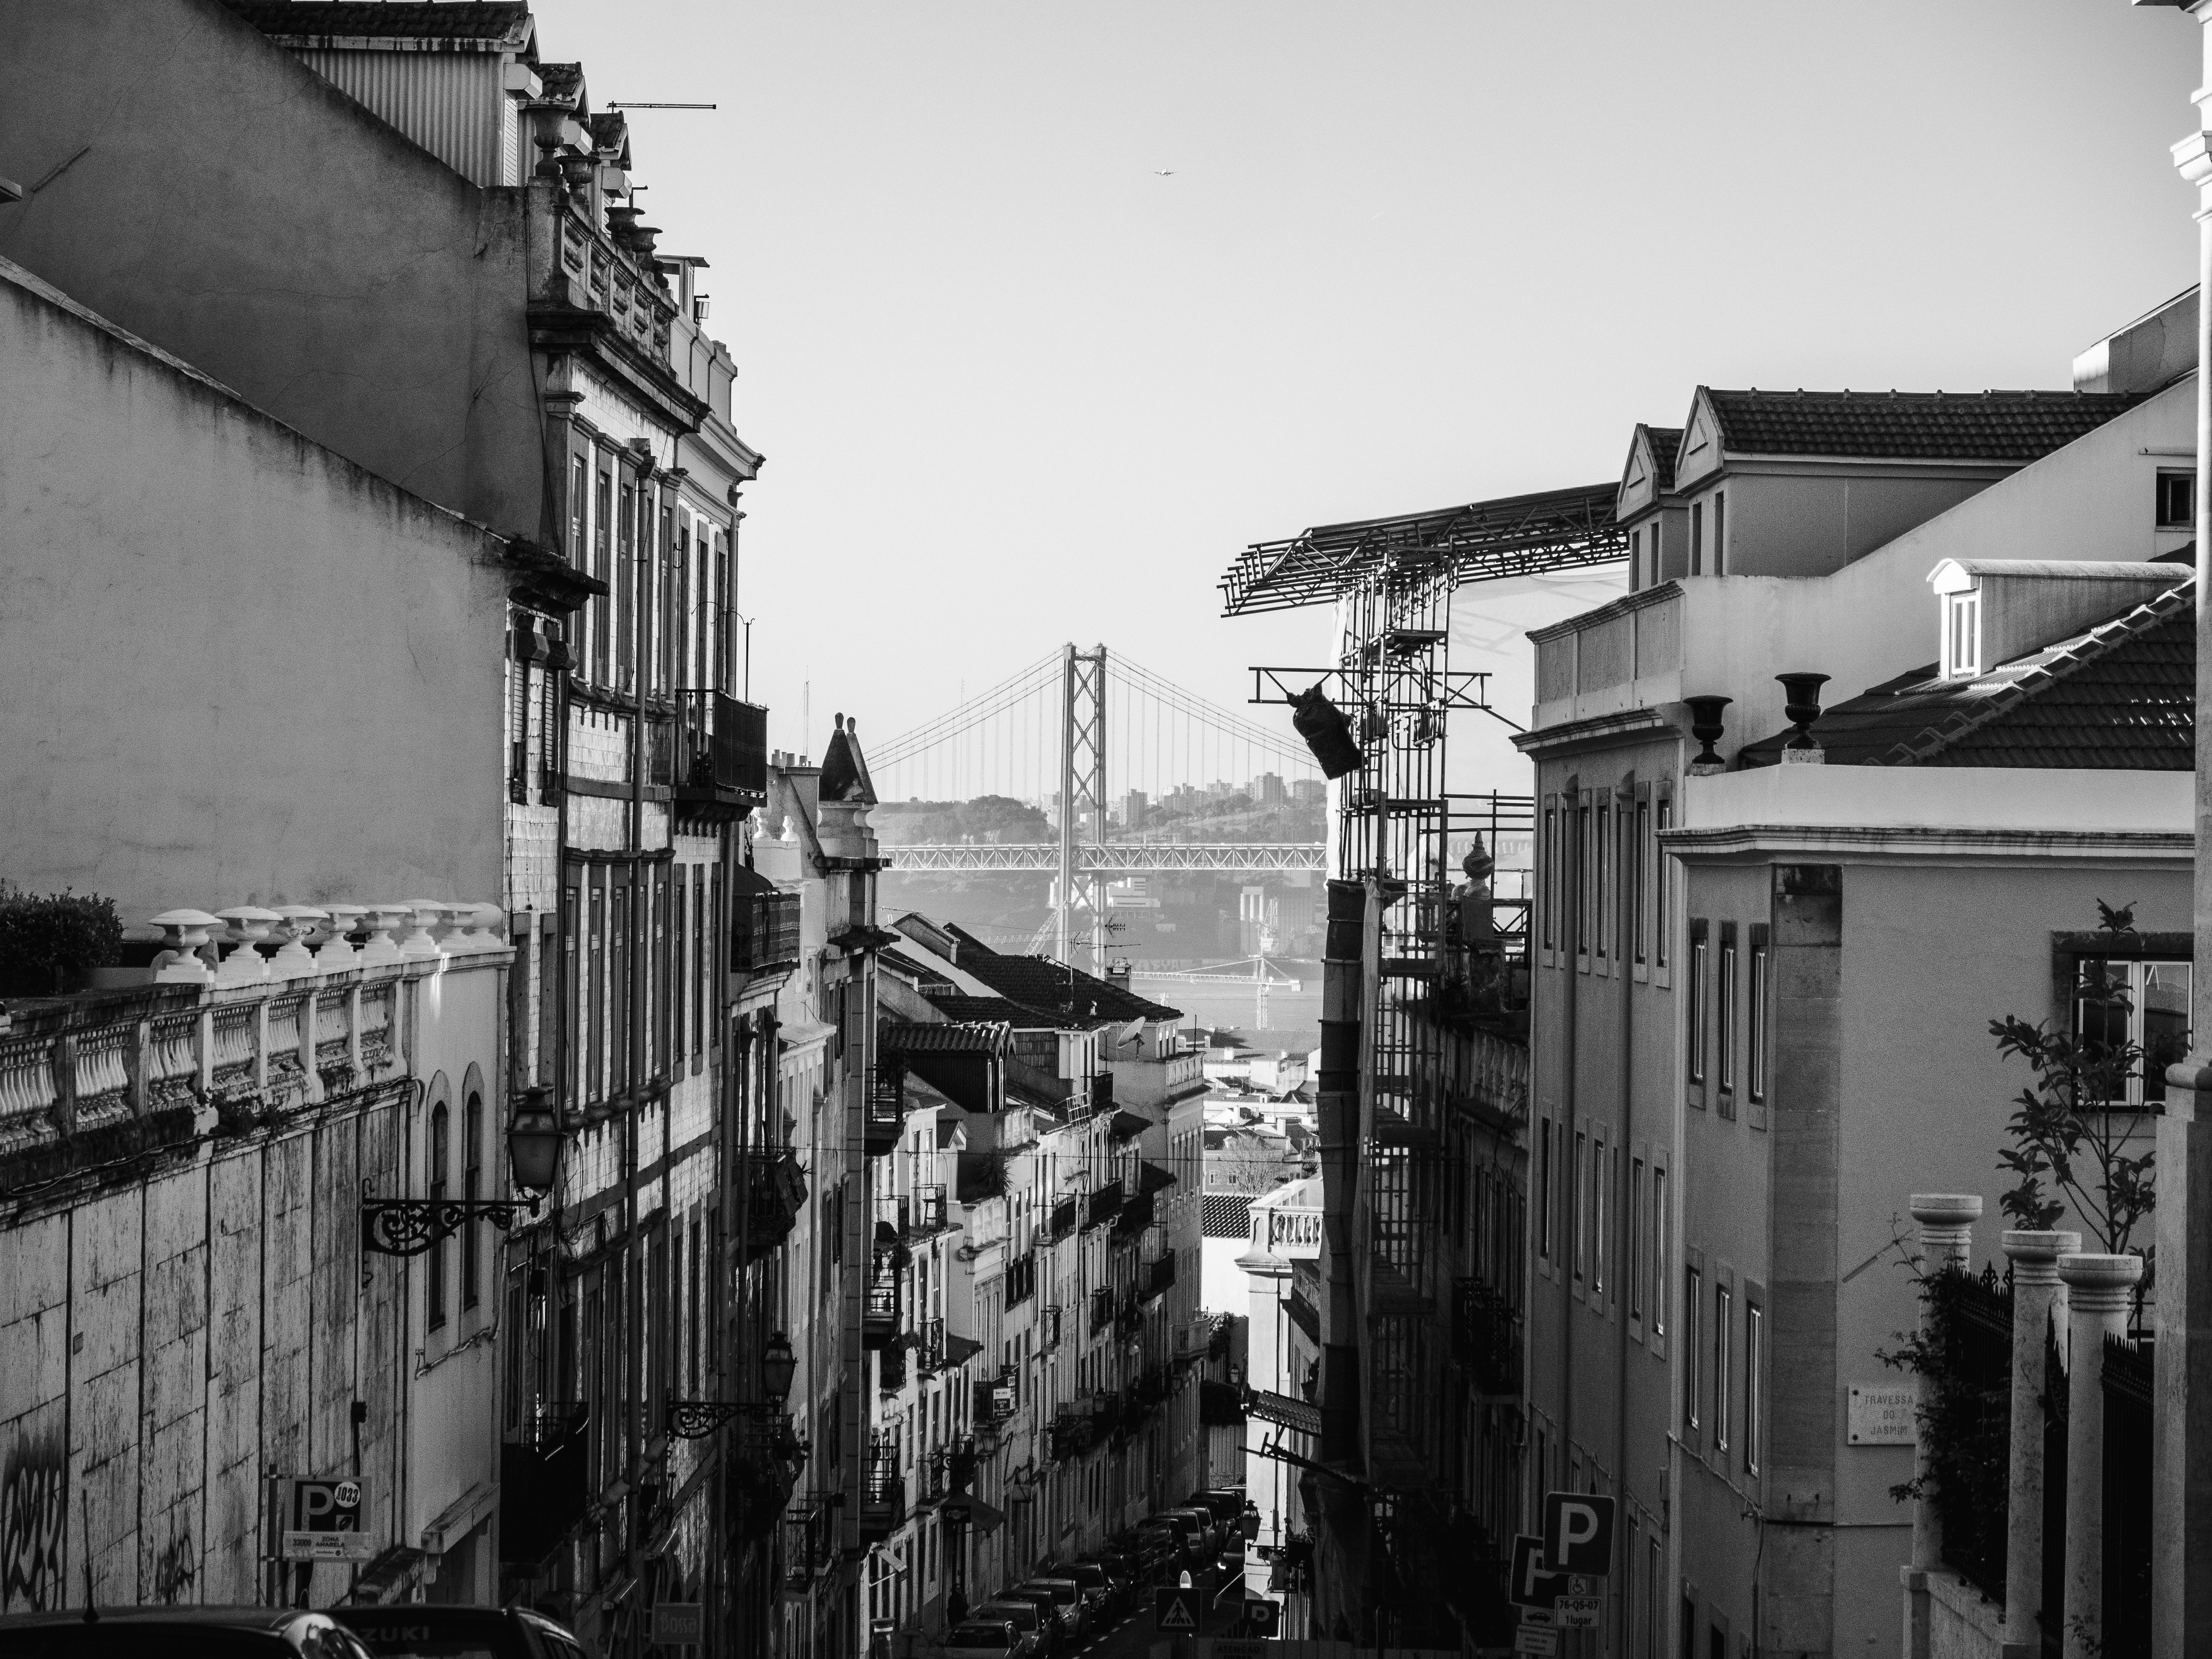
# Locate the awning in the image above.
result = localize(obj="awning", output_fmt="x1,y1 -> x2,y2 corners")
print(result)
943,1333 -> 985,1368
1109,1111 -> 1150,1142
941,1493 -> 1007,1535
731,862 -> 783,897
1138,1162 -> 1176,1196
1245,1388 -> 1323,1439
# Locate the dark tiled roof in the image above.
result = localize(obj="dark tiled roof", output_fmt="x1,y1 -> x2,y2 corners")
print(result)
538,62 -> 585,105
926,993 -> 1055,1028
221,2 -> 532,44
881,1020 -> 1010,1057
1201,1193 -> 1252,1240
1643,426 -> 1684,494
942,927 -> 1182,1022
1740,580 -> 2195,769
1704,388 -> 2142,463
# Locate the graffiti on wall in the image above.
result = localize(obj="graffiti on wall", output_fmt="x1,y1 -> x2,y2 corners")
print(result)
153,1527 -> 196,1604
1,1428 -> 66,1612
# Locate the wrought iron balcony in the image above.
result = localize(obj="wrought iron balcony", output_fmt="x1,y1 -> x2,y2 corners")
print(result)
912,1182 -> 949,1236
879,1337 -> 909,1394
1086,1179 -> 1124,1230
865,1062 -> 908,1157
913,1317 -> 946,1377
742,1150 -> 807,1253
1091,1286 -> 1116,1335
1452,1277 -> 1523,1398
1142,1252 -> 1176,1302
1004,1250 -> 1038,1308
861,1441 -> 904,1541
672,690 -> 768,821
1046,1194 -> 1078,1243
864,1255 -> 903,1350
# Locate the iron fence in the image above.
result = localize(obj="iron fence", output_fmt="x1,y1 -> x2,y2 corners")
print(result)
1925,1263 -> 2013,1605
2103,1332 -> 2153,1659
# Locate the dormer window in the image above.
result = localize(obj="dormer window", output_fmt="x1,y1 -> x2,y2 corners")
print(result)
1944,590 -> 1981,679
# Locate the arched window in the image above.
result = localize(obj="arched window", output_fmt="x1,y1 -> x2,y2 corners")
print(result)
463,1093 -> 484,1311
429,1102 -> 450,1331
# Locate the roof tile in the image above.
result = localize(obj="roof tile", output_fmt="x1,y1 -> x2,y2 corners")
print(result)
1705,388 -> 2141,463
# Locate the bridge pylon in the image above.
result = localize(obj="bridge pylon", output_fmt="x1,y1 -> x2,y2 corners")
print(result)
1057,644 -> 1108,973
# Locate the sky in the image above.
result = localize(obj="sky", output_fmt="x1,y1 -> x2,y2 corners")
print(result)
532,0 -> 2200,777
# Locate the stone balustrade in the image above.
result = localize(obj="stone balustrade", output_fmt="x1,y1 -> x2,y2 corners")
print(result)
0,899 -> 508,1188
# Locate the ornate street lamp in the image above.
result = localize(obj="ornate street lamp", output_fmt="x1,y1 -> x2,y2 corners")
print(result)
762,1331 -> 797,1403
1242,1500 -> 1261,1542
360,1086 -> 568,1257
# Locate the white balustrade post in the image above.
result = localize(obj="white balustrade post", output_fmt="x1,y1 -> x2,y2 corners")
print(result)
2001,1229 -> 2078,1659
396,902 -> 445,958
2058,1252 -> 2144,1659
271,906 -> 327,978
148,910 -> 220,985
213,906 -> 280,986
316,905 -> 366,971
358,908 -> 406,968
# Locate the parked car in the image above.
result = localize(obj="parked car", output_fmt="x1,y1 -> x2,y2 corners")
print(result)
1160,1506 -> 1224,1554
1187,1490 -> 1248,1528
334,1604 -> 593,1659
1136,1519 -> 1194,1565
945,1623 -> 1022,1659
1062,1560 -> 1126,1616
1148,1511 -> 1210,1559
975,1598 -> 1054,1659
999,1585 -> 1079,1647
1019,1578 -> 1094,1639
0,1606 -> 379,1659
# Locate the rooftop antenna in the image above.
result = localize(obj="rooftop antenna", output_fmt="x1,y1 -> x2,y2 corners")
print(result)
604,102 -> 718,110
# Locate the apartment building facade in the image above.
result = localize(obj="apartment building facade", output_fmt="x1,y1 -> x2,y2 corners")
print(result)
1518,329 -> 2195,1656
0,249 -> 518,1609
0,4 -> 795,1646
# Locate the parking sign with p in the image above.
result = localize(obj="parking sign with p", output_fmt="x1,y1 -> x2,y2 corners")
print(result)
1541,1491 -> 1615,1577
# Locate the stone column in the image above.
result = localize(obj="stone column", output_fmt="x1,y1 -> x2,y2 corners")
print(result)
2001,1229 -> 2078,1659
2164,3 -> 2212,1654
2058,1252 -> 2144,1659
1901,1194 -> 1980,1659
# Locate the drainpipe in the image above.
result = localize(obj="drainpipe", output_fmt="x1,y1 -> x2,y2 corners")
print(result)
1614,778 -> 1633,1649
623,463 -> 652,1651
1559,783 -> 1579,1520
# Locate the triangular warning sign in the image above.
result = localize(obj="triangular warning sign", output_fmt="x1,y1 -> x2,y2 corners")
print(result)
1158,1596 -> 1196,1631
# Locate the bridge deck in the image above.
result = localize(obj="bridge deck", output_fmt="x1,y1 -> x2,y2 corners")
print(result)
884,843 -> 1327,873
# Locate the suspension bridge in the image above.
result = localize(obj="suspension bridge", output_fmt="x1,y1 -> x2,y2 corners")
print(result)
871,646 -> 1328,967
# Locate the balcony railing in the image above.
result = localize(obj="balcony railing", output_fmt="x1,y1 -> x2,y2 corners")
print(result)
1453,1277 -> 1523,1398
672,691 -> 768,818
742,1150 -> 807,1253
552,203 -> 677,367
1005,1251 -> 1037,1308
732,888 -> 800,974
914,1318 -> 946,1377
862,1440 -> 904,1540
1143,1252 -> 1176,1302
1091,1286 -> 1116,1335
879,1338 -> 909,1394
864,1256 -> 902,1349
1266,1203 -> 1323,1259
1086,1180 -> 1124,1230
913,1183 -> 948,1236
865,1063 -> 908,1157
1041,1304 -> 1062,1351
1090,1071 -> 1115,1116
1047,1194 -> 1078,1242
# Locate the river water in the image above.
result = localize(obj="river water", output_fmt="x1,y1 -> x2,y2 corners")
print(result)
1133,976 -> 1322,1057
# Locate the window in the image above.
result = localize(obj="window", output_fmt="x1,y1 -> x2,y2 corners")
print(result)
1592,1136 -> 1607,1299
1711,491 -> 1726,576
1633,797 -> 1650,964
569,453 -> 588,565
1629,1158 -> 1645,1321
1651,1167 -> 1668,1340
1572,1129 -> 1587,1283
2158,470 -> 2196,530
1691,501 -> 1704,576
1595,800 -> 1610,960
1945,591 -> 1981,679
1630,527 -> 1642,588
1537,1120 -> 1554,1260
428,1101 -> 450,1331
1647,1535 -> 1662,1659
1683,1267 -> 1702,1432
617,480 -> 637,688
1717,923 -> 1738,1112
1688,921 -> 1710,1087
462,1093 -> 483,1311
2073,955 -> 2192,1106
1575,802 -> 1592,955
1654,794 -> 1672,968
1713,1282 -> 1732,1453
1748,927 -> 1770,1105
1745,1300 -> 1764,1475
673,875 -> 688,1077
593,466 -> 614,682
693,865 -> 708,1063
1541,804 -> 1557,949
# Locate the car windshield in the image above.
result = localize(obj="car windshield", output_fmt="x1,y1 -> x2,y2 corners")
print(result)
1025,1585 -> 1076,1604
950,1629 -> 1011,1648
